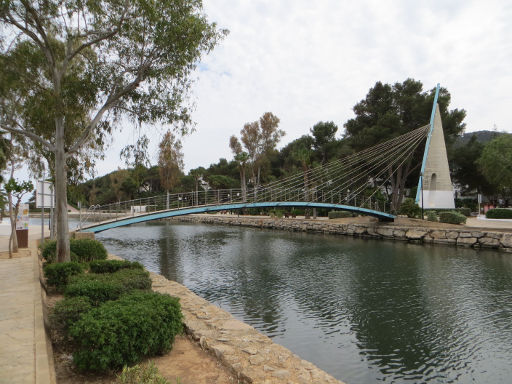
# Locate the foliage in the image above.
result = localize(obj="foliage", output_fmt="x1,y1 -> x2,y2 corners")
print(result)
116,363 -> 171,384
398,198 -> 421,218
328,211 -> 354,219
439,211 -> 467,224
158,130 -> 184,193
50,296 -> 93,333
70,239 -> 108,263
486,208 -> 512,219
65,268 -> 152,305
65,277 -> 125,306
310,121 -> 338,164
42,238 -> 107,263
344,79 -> 466,211
456,207 -> 471,217
0,0 -> 226,262
477,135 -> 512,193
426,210 -> 438,222
43,262 -> 84,291
70,291 -> 183,371
89,260 -> 143,274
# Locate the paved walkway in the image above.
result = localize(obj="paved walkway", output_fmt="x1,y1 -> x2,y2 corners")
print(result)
0,237 -> 54,384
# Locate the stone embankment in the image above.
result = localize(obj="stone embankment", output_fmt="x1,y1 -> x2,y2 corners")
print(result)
149,271 -> 343,384
171,215 -> 512,252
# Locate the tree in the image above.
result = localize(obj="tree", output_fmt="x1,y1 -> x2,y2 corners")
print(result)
158,130 -> 184,207
451,135 -> 494,195
237,112 -> 285,187
120,134 -> 151,195
4,178 -> 33,257
477,135 -> 512,196
310,121 -> 338,164
344,79 -> 465,211
229,135 -> 249,201
0,0 -> 225,262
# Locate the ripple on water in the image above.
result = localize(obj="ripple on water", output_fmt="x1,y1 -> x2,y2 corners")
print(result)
97,223 -> 512,383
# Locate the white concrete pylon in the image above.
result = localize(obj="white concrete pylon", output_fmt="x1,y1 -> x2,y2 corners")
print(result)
418,103 -> 455,208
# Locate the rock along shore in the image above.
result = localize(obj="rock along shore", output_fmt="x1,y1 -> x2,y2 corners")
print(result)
169,215 -> 512,252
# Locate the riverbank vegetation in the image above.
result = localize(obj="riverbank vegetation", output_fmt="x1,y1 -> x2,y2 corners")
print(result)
41,240 -> 183,374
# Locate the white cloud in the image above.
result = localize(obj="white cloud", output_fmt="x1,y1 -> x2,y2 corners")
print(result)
19,0 -> 512,180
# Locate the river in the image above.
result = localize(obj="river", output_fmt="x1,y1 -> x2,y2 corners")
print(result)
96,221 -> 512,383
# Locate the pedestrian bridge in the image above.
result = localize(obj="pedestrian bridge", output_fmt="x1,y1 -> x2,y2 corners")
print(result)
79,201 -> 395,233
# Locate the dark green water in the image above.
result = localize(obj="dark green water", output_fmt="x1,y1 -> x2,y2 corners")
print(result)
97,222 -> 512,383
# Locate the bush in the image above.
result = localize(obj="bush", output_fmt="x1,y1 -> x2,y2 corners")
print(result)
43,262 -> 83,291
65,278 -> 125,305
41,238 -> 107,264
50,296 -> 92,332
456,207 -> 471,217
70,239 -> 108,263
328,210 -> 354,219
486,208 -> 512,219
41,240 -> 57,263
65,269 -> 151,305
398,198 -> 421,218
70,291 -> 183,371
89,260 -> 143,274
426,210 -> 438,222
439,211 -> 467,224
116,362 -> 170,384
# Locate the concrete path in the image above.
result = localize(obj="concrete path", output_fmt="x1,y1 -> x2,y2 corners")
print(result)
0,240 -> 54,384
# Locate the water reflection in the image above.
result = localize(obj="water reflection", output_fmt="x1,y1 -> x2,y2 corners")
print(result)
97,222 -> 512,383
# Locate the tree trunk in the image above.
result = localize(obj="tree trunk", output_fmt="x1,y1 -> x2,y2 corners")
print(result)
55,116 -> 71,262
240,168 -> 247,202
7,162 -> 17,257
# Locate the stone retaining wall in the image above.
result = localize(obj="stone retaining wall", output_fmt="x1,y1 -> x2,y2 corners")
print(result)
149,271 -> 343,384
170,215 -> 512,252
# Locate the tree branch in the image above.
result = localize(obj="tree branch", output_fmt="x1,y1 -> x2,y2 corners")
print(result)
0,125 -> 54,151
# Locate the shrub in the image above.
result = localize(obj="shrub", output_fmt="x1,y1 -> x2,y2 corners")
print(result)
70,239 -> 108,263
398,198 -> 421,218
486,208 -> 512,219
70,291 -> 183,372
328,210 -> 354,219
116,362 -> 170,384
41,238 -> 106,264
43,262 -> 83,291
456,207 -> 471,217
65,269 -> 151,305
89,260 -> 143,274
65,277 -> 125,305
439,211 -> 467,224
41,240 -> 57,263
50,296 -> 92,332
426,210 -> 438,222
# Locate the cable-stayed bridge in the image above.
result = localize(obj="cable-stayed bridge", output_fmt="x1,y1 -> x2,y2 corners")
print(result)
79,84 -> 454,233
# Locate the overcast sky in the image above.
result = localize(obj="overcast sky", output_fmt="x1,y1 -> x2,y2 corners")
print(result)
36,0 -> 512,179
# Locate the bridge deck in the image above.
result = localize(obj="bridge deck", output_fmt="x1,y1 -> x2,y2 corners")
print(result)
79,201 -> 395,233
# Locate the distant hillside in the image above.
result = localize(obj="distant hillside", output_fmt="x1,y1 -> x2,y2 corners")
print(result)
456,130 -> 511,146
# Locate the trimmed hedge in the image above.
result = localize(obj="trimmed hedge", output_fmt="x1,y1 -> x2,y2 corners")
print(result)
71,239 -> 108,262
456,207 -> 471,217
89,260 -> 143,274
328,210 -> 354,219
50,296 -> 92,332
486,208 -> 512,219
43,262 -> 83,291
70,291 -> 183,371
439,211 -> 467,224
65,269 -> 151,305
41,238 -> 107,264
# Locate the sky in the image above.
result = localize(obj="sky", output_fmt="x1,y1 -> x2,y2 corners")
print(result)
18,0 -> 512,180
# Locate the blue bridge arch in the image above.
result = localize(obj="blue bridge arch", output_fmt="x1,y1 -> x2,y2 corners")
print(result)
79,201 -> 395,233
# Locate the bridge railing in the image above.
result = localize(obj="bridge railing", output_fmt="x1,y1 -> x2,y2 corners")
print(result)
78,185 -> 389,229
